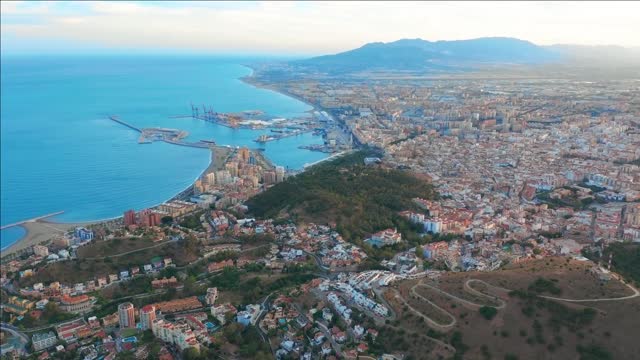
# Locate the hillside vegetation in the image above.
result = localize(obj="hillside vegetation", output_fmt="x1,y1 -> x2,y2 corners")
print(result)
246,150 -> 436,245
583,243 -> 640,286
605,243 -> 640,285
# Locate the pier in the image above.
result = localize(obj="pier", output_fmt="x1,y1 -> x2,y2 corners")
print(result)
0,211 -> 65,230
109,115 -> 141,132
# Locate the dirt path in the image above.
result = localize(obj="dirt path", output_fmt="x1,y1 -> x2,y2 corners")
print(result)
391,287 -> 456,332
82,239 -> 177,260
466,278 -> 640,303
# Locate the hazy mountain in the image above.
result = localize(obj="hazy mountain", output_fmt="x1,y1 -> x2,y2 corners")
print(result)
545,44 -> 640,66
293,37 -> 561,74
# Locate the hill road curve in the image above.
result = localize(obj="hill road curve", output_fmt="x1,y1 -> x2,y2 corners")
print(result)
466,278 -> 640,303
389,274 -> 639,335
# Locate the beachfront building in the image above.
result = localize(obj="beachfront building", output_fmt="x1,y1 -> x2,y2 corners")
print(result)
74,227 -> 94,241
140,210 -> 162,227
124,210 -> 137,227
32,245 -> 49,257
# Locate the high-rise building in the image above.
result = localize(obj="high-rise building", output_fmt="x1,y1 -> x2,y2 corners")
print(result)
225,162 -> 239,178
140,305 -> 156,330
215,170 -> 232,185
118,302 -> 135,329
205,172 -> 216,185
239,147 -> 250,162
263,170 -> 276,185
275,166 -> 285,183
193,179 -> 204,195
140,210 -> 161,227
123,210 -> 137,227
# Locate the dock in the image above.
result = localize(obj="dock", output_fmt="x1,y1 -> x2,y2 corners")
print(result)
109,116 -> 213,149
1,211 -> 65,230
254,130 -> 313,143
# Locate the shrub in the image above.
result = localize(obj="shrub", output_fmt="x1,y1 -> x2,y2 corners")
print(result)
479,306 -> 498,320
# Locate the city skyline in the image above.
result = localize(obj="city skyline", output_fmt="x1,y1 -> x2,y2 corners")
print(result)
2,1 -> 640,55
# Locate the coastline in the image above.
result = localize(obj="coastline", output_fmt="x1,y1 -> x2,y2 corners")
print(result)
1,148 -> 218,258
2,64 -> 317,258
1,220 -> 92,256
239,64 -> 318,114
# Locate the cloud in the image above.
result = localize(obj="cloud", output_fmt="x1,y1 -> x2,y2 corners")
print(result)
1,1 -> 639,55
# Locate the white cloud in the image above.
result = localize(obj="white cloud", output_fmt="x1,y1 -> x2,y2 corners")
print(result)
2,1 -> 639,54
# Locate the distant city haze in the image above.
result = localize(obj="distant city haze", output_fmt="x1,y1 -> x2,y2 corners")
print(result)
1,1 -> 639,55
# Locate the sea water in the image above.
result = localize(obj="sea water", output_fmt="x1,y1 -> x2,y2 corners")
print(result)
1,55 -> 328,248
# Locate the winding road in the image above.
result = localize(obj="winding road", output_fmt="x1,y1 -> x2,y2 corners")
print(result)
390,273 -> 640,335
466,278 -> 640,303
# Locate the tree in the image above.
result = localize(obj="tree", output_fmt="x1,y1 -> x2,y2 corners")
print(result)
182,347 -> 201,360
161,216 -> 174,225
479,306 -> 498,320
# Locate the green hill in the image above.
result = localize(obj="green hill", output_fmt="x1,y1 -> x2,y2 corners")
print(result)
246,150 -> 436,246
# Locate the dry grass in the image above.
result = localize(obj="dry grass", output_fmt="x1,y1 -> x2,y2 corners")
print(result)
383,258 -> 640,360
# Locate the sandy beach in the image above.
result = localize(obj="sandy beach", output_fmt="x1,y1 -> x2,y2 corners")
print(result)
2,220 -> 92,257
1,147 -> 228,259
239,66 -> 319,113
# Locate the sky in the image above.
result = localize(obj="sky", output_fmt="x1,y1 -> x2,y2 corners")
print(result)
2,1 -> 639,56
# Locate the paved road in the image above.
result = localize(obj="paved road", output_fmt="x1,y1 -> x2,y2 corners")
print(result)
1,322 -> 31,355
317,321 -> 343,357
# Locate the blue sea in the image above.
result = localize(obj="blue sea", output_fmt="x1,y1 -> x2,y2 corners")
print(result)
1,55 -> 328,248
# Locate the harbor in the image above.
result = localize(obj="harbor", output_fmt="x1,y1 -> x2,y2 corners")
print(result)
254,129 -> 314,143
109,116 -> 215,149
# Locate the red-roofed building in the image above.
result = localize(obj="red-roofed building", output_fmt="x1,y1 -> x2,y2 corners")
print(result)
55,319 -> 91,342
59,294 -> 93,314
207,259 -> 234,273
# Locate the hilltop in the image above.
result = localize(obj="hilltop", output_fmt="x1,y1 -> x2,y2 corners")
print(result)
381,257 -> 640,360
246,150 -> 436,247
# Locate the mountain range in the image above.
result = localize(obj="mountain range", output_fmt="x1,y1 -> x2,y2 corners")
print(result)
291,37 -> 639,74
